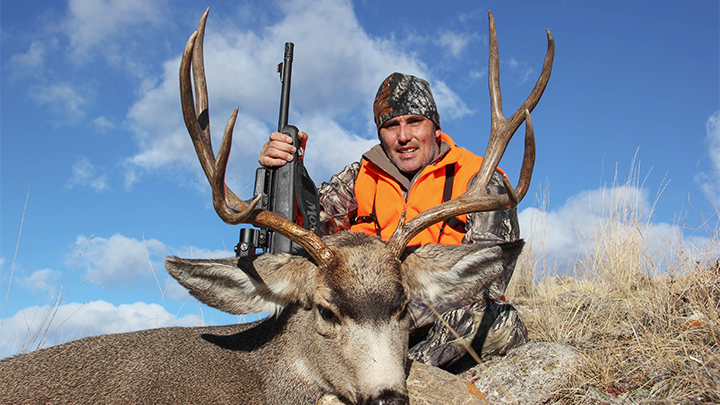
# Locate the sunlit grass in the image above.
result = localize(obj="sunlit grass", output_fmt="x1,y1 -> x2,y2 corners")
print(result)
508,168 -> 720,403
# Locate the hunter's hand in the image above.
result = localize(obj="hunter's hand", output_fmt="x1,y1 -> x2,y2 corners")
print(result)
259,131 -> 308,167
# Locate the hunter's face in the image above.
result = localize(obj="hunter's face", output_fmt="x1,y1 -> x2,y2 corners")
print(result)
379,115 -> 441,175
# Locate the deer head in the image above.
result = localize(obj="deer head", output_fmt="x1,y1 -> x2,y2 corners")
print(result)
172,7 -> 553,405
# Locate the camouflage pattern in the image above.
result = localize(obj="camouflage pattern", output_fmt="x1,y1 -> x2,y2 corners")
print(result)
317,161 -> 362,237
373,73 -> 441,130
407,300 -> 528,373
463,174 -> 520,303
316,144 -> 526,371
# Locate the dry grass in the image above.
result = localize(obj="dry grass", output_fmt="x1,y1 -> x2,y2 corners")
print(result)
507,181 -> 720,403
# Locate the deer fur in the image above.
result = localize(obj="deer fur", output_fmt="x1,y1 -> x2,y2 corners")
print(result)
0,232 -> 523,404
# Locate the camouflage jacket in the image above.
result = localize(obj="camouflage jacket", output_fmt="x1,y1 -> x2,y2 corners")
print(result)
316,137 -> 520,300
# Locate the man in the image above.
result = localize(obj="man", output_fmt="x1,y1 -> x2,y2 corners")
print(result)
259,72 -> 526,372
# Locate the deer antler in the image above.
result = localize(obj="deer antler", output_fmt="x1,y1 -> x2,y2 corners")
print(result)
387,10 -> 554,257
179,8 -> 333,267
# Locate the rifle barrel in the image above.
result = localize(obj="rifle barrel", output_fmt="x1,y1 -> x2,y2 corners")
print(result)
278,42 -> 294,132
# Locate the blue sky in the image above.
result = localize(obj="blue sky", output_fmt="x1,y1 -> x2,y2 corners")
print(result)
1,0 -> 718,356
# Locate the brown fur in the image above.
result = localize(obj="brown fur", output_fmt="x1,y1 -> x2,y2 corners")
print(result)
0,232 -> 523,405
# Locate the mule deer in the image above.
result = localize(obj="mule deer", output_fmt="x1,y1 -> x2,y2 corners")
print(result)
0,8 -> 553,405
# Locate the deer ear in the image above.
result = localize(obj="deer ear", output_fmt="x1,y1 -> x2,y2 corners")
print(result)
401,240 -> 524,304
164,253 -> 317,315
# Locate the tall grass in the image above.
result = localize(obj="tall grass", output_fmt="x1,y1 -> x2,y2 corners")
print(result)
508,171 -> 720,403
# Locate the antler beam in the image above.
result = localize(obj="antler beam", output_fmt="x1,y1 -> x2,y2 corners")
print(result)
179,8 -> 333,267
387,10 -> 554,257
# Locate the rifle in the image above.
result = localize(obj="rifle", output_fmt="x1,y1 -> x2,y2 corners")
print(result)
235,43 -> 320,257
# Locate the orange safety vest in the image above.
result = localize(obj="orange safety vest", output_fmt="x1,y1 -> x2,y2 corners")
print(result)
351,133 -> 499,246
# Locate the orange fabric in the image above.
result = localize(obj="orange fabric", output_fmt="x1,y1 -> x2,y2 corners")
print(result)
351,133 -> 496,246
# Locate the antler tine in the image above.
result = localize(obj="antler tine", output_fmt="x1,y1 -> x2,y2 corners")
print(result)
180,30 -> 213,186
476,10 -> 553,192
193,8 -> 211,150
180,25 -> 257,219
514,109 -> 536,203
210,106 -> 258,223
387,11 -> 552,257
179,9 -> 334,267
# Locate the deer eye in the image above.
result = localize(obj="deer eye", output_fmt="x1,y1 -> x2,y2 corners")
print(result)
317,305 -> 339,324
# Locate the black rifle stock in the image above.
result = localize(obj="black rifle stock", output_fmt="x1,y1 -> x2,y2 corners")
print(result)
235,43 -> 320,257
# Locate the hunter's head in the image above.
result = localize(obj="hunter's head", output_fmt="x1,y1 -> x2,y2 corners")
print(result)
373,73 -> 443,175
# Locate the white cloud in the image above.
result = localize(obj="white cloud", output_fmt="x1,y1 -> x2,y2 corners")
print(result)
431,80 -> 474,121
0,300 -> 202,358
7,41 -> 46,80
1,236 -> 238,357
505,57 -> 535,85
6,0 -> 167,121
126,0 -> 469,186
436,31 -> 472,58
17,269 -> 62,293
458,8 -> 486,25
66,157 -> 109,191
28,83 -> 87,121
698,110 -> 720,198
298,115 -> 378,178
518,185 -> 710,276
123,166 -> 140,190
72,233 -> 233,299
92,116 -> 116,133
470,67 -> 489,81
75,234 -> 167,286
64,0 -> 164,59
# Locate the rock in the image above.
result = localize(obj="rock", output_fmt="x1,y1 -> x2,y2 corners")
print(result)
318,360 -> 487,405
680,310 -> 709,329
460,342 -> 584,405
405,361 -> 487,405
319,342 -> 583,404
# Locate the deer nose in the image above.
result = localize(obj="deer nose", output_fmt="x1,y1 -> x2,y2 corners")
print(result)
369,392 -> 408,405
371,400 -> 407,405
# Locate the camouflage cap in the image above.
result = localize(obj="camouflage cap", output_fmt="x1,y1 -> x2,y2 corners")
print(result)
373,72 -> 441,130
